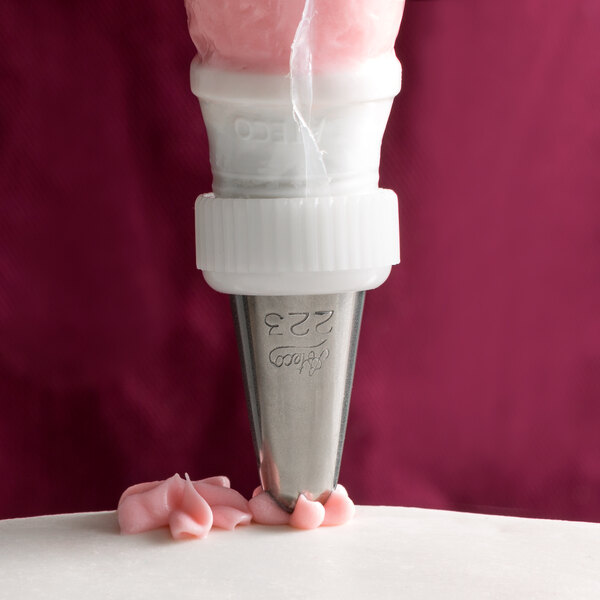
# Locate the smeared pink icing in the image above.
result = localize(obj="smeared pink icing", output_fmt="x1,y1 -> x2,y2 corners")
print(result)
184,0 -> 405,73
118,474 -> 252,539
249,484 -> 355,529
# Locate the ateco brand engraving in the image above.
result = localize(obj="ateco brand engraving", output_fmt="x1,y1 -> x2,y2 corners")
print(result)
264,311 -> 334,376
234,118 -> 326,144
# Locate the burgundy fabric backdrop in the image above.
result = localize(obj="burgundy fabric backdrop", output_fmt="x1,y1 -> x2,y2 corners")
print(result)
1,1 -> 599,521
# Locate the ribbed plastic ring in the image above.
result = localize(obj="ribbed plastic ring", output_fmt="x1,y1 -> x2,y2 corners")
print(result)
195,190 -> 400,274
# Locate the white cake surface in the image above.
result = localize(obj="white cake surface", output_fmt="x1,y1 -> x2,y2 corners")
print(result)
1,506 -> 599,599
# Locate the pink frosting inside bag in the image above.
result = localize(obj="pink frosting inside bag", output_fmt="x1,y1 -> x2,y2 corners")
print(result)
184,0 -> 405,72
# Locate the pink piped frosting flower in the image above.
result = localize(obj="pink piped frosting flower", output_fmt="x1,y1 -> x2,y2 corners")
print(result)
249,484 -> 355,529
118,473 -> 252,540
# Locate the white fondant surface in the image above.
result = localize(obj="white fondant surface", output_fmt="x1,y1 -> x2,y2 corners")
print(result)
1,506 -> 599,599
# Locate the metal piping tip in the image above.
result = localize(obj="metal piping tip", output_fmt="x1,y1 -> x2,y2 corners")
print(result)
231,292 -> 365,512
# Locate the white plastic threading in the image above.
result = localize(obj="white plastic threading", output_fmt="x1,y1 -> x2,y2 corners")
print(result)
195,189 -> 400,295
